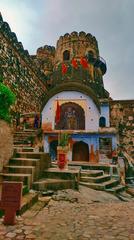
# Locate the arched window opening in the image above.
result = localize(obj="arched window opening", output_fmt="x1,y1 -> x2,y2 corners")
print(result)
63,50 -> 70,61
99,116 -> 106,127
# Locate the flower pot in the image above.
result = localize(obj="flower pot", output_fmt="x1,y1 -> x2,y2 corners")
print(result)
57,146 -> 69,170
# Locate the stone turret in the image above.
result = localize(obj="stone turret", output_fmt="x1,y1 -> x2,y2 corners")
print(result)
31,45 -> 55,76
55,31 -> 99,64
49,31 -> 108,98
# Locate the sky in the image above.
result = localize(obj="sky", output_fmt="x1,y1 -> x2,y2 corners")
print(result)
0,0 -> 134,100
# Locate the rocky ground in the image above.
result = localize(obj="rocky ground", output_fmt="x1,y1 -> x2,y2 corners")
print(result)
0,186 -> 134,240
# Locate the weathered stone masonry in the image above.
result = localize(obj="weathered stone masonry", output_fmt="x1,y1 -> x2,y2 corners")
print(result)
0,13 -> 47,113
110,100 -> 134,157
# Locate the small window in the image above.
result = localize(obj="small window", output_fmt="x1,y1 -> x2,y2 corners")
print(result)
87,50 -> 94,63
99,116 -> 106,127
63,50 -> 70,61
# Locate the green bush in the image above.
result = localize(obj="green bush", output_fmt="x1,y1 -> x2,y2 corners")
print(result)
0,82 -> 16,122
58,133 -> 69,147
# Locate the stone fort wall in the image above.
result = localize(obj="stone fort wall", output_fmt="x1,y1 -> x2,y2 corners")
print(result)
110,100 -> 134,157
0,13 -> 47,114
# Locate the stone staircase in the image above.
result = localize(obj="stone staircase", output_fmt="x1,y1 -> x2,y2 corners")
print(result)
33,167 -> 80,191
1,130 -> 79,193
80,169 -> 126,194
0,130 -> 51,191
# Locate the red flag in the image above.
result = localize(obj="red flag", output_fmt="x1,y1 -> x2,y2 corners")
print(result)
62,63 -> 67,74
55,100 -> 60,124
71,58 -> 78,69
80,57 -> 88,69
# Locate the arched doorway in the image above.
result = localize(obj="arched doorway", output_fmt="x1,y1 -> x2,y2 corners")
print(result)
50,140 -> 58,161
99,116 -> 106,127
55,102 -> 85,130
72,141 -> 89,162
63,50 -> 70,61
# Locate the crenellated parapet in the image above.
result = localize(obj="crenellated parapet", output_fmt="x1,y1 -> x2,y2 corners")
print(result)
32,45 -> 55,76
55,31 -> 99,64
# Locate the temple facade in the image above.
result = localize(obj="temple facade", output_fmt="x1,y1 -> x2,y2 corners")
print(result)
40,32 -> 117,162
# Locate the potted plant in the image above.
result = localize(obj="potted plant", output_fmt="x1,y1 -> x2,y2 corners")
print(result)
57,132 -> 69,170
0,76 -> 16,172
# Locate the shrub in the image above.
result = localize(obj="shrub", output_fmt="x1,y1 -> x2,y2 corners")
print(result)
0,82 -> 16,122
58,133 -> 69,147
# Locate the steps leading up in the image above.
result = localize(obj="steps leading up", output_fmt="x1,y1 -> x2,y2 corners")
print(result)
81,170 -> 104,177
33,178 -> 76,191
10,157 -> 40,167
80,174 -> 111,183
79,168 -> 125,194
4,165 -> 36,181
80,179 -> 120,191
0,173 -> 32,189
43,167 -> 80,181
105,185 -> 126,194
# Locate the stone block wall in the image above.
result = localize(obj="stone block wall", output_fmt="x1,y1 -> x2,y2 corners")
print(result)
0,120 -> 13,171
0,14 -> 47,114
110,100 -> 134,157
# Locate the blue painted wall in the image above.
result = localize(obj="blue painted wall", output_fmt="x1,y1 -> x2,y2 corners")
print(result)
100,103 -> 110,127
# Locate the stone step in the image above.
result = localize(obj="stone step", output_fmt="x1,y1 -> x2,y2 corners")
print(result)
43,168 -> 80,181
14,140 -> 30,145
68,161 -> 117,174
81,170 -> 104,177
14,131 -> 37,136
4,165 -> 36,181
14,146 -> 34,152
0,173 -> 32,189
105,185 -> 126,194
16,152 -> 43,159
33,178 -> 76,191
79,179 -> 119,191
19,192 -> 38,215
10,157 -> 40,167
14,135 -> 33,139
80,174 -> 111,183
14,143 -> 31,146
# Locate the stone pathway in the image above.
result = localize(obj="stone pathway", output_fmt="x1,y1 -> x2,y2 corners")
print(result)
0,187 -> 134,240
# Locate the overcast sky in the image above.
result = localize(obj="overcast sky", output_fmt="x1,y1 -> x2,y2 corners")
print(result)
0,0 -> 134,100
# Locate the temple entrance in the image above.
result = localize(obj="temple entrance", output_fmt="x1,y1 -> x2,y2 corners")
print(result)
72,141 -> 89,162
50,140 -> 58,161
55,102 -> 85,130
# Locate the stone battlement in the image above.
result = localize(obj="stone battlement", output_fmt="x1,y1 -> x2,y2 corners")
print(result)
57,31 -> 98,48
55,31 -> 100,65
36,45 -> 55,58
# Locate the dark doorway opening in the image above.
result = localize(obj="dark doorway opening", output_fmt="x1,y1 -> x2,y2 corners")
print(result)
72,141 -> 89,162
99,117 -> 106,127
50,140 -> 58,161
